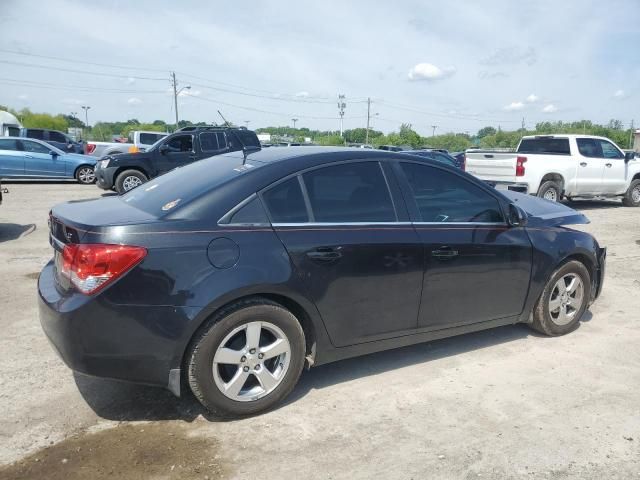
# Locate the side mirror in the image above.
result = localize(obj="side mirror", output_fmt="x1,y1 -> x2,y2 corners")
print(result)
159,144 -> 170,155
508,203 -> 527,227
50,150 -> 59,157
624,151 -> 636,163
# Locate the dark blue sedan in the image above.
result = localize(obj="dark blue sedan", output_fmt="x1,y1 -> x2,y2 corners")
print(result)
39,147 -> 605,416
0,137 -> 96,183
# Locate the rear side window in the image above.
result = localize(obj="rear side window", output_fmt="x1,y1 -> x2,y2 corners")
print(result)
262,177 -> 308,223
26,129 -> 44,140
225,197 -> 269,225
517,138 -> 570,155
0,139 -> 19,151
199,132 -> 220,152
400,162 -> 504,223
302,162 -> 396,222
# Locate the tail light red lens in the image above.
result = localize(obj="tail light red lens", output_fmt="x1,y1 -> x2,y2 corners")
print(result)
516,156 -> 527,177
60,244 -> 147,294
85,143 -> 96,154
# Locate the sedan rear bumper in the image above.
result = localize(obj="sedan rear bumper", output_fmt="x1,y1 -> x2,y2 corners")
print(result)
38,260 -> 193,392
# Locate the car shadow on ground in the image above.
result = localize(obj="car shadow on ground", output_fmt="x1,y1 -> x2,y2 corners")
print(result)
565,199 -> 623,211
74,322 -> 557,423
0,223 -> 36,243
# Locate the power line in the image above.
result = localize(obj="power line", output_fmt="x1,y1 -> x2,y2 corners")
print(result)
0,77 -> 166,94
0,59 -> 167,81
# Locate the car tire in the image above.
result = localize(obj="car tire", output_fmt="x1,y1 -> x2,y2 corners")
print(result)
530,260 -> 591,336
537,181 -> 562,202
115,169 -> 148,193
75,165 -> 96,184
187,298 -> 306,417
622,179 -> 640,207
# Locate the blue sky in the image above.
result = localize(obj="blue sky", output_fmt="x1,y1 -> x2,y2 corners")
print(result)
0,0 -> 638,136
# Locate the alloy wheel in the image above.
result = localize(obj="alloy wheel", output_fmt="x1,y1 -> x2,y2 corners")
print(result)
543,189 -> 558,201
78,167 -> 95,184
548,273 -> 584,326
122,176 -> 143,191
212,321 -> 291,402
632,185 -> 640,204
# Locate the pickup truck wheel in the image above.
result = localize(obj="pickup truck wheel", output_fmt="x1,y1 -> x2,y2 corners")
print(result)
75,166 -> 96,184
530,260 -> 591,336
537,181 -> 562,202
622,179 -> 640,207
115,169 -> 148,193
187,299 -> 306,417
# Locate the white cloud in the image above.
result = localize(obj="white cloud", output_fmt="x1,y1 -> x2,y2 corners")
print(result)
127,97 -> 142,106
126,77 -> 136,85
18,94 -> 29,100
613,89 -> 628,99
408,63 -> 456,81
542,104 -> 557,113
295,91 -> 309,97
62,98 -> 83,106
526,94 -> 538,103
480,46 -> 537,66
503,101 -> 525,111
178,89 -> 200,97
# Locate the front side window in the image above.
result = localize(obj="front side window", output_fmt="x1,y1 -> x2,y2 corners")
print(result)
49,131 -> 67,143
302,162 -> 396,222
598,139 -> 623,159
166,134 -> 193,152
400,162 -> 504,223
0,139 -> 19,151
21,140 -> 51,154
262,177 -> 308,223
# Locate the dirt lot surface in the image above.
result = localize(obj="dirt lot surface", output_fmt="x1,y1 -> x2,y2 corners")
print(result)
1,182 -> 639,479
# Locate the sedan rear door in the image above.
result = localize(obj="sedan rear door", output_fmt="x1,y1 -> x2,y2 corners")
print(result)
0,138 -> 25,176
395,161 -> 532,330
261,160 -> 424,347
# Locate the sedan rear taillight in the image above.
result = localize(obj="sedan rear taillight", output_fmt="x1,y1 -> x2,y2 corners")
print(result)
85,143 -> 96,154
60,243 -> 147,294
516,156 -> 527,177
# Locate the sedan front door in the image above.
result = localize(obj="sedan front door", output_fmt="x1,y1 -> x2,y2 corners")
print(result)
20,140 -> 65,177
396,161 -> 532,330
262,161 -> 424,347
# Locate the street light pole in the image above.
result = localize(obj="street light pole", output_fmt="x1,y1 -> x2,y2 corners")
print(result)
431,125 -> 438,137
292,118 -> 298,129
171,72 -> 190,131
365,97 -> 371,145
81,106 -> 90,127
337,94 -> 346,138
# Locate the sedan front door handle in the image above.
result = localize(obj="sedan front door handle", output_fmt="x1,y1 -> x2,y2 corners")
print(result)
605,163 -> 612,168
580,162 -> 587,167
306,247 -> 343,263
432,246 -> 459,259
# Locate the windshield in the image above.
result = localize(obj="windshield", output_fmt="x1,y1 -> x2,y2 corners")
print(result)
145,136 -> 166,152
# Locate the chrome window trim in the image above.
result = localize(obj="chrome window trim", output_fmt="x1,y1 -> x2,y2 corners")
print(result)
271,221 -> 507,227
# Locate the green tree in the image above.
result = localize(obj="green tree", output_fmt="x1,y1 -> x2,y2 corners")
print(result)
317,134 -> 345,146
477,126 -> 497,138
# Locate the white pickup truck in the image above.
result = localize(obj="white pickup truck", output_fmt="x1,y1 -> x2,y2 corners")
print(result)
465,134 -> 640,206
86,130 -> 168,158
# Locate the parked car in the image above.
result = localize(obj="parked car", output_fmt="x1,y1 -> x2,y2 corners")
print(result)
0,110 -> 22,136
0,178 -> 4,204
18,128 -> 84,154
465,135 -> 640,206
377,145 -> 404,152
451,151 -> 466,166
86,130 -> 169,158
39,147 -> 606,416
0,137 -> 96,183
94,126 -> 260,193
401,149 -> 464,169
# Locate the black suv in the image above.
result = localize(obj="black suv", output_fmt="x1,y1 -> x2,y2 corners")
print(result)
94,126 -> 260,193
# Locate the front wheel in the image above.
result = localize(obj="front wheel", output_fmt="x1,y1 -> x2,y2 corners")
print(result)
187,299 -> 306,417
530,260 -> 591,336
115,169 -> 148,194
75,165 -> 96,184
622,179 -> 640,207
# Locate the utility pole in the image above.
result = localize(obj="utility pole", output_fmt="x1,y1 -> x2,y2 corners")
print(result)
244,120 -> 250,128
171,72 -> 191,131
365,97 -> 371,145
521,117 -> 526,130
292,118 -> 298,129
630,119 -> 635,149
337,94 -> 346,137
81,105 -> 90,127
431,125 -> 437,137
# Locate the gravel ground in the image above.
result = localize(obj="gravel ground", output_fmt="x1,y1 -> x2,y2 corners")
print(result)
0,182 -> 639,479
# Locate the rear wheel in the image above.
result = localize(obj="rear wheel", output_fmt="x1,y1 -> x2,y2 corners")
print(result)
622,179 -> 640,207
530,260 -> 591,336
537,181 -> 562,202
115,169 -> 147,193
187,299 -> 306,417
75,165 -> 95,184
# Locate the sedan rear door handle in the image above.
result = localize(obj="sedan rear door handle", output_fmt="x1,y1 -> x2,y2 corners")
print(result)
432,246 -> 459,259
306,247 -> 342,263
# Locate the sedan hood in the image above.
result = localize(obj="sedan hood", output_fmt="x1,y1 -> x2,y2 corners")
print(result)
501,191 -> 589,227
